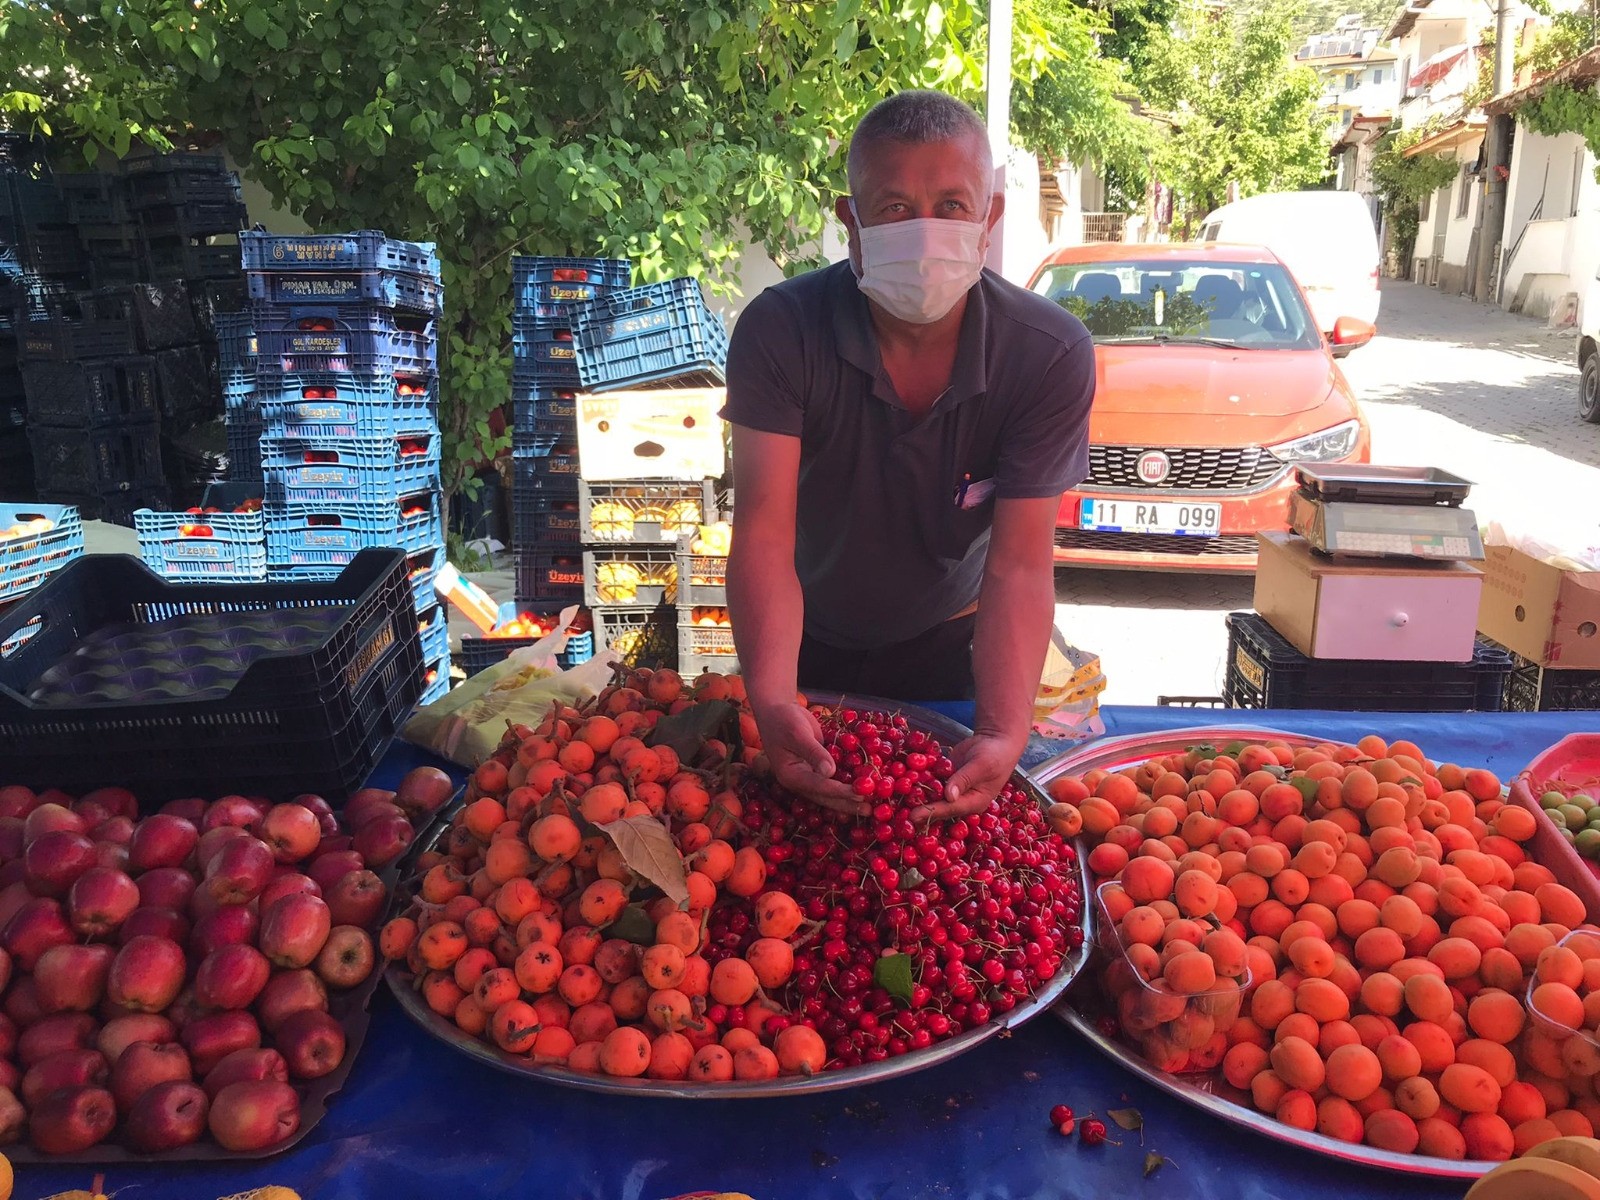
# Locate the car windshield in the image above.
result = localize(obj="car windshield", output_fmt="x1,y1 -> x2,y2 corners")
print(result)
1031,259 -> 1321,350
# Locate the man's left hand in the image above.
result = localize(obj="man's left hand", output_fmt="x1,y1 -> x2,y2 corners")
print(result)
910,732 -> 1024,821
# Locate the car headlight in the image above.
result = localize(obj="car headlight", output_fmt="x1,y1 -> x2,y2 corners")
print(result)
1268,419 -> 1362,462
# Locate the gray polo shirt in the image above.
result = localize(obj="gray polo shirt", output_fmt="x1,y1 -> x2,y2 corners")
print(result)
722,260 -> 1094,652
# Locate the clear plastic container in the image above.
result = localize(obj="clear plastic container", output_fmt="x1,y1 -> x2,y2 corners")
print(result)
1525,927 -> 1600,1077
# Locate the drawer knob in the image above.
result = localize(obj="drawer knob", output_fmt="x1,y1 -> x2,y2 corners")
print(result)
1391,612 -> 1409,628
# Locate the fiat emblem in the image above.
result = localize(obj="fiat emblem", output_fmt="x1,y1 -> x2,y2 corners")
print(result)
1136,451 -> 1172,484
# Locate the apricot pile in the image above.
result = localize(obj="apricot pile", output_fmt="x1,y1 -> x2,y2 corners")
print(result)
1050,734 -> 1600,1162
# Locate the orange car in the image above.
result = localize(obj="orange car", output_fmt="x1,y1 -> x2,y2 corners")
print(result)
1028,242 -> 1374,572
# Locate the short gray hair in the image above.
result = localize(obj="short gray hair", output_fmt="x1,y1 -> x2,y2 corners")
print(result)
846,90 -> 992,192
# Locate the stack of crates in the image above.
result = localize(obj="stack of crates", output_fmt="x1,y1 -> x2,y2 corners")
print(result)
509,256 -> 629,642
124,153 -> 247,286
564,274 -> 731,673
242,230 -> 449,703
675,523 -> 736,676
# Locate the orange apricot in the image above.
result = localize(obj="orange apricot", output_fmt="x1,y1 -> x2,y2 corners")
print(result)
1440,1063 -> 1502,1114
1364,1110 -> 1420,1154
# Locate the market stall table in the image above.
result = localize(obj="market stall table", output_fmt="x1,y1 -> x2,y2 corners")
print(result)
15,705 -> 1593,1200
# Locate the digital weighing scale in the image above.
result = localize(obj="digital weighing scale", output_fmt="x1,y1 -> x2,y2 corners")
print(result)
1288,465 -> 1484,561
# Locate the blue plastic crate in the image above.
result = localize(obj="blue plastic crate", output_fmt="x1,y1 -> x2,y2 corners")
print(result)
511,316 -> 581,367
225,414 -> 262,482
254,306 -> 437,378
574,278 -> 728,392
0,503 -> 86,605
133,527 -> 267,581
408,544 -> 444,615
240,230 -> 441,279
510,359 -> 581,387
261,434 -> 441,506
512,256 -> 631,316
264,496 -> 443,568
514,547 -> 585,607
419,604 -> 450,665
512,384 -> 579,438
258,374 -> 438,441
418,662 -> 452,706
248,268 -> 443,314
512,443 -> 580,482
134,500 -> 265,544
215,313 -> 256,374
458,629 -> 595,677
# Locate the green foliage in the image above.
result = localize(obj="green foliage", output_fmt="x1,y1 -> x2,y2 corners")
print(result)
1057,291 -> 1210,337
1368,125 -> 1458,268
1522,7 -> 1600,77
3,0 -> 1089,505
1136,0 -> 1332,234
1518,81 -> 1600,181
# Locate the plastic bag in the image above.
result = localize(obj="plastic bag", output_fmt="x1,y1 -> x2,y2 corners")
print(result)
402,619 -> 621,768
1033,628 -> 1106,742
1484,519 -> 1600,571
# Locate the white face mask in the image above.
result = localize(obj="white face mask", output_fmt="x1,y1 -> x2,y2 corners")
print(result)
849,201 -> 987,324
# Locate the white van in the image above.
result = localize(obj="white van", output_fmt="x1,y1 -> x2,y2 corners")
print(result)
1197,191 -> 1381,350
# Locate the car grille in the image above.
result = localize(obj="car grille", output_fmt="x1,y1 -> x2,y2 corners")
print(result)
1088,445 -> 1285,493
1055,529 -> 1260,557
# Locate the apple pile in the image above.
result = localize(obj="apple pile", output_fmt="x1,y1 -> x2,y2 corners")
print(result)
0,765 -> 454,1157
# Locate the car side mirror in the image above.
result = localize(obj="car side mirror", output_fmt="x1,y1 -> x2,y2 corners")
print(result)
1330,317 -> 1375,349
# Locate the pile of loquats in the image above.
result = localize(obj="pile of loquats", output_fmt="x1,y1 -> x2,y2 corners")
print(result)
1046,733 -> 1600,1163
382,667 -> 1086,1085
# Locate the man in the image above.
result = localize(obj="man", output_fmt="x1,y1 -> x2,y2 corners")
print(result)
722,89 -> 1094,820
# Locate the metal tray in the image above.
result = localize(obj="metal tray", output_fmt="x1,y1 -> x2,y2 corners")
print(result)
1294,464 -> 1473,507
1030,726 -> 1494,1180
386,695 -> 1094,1098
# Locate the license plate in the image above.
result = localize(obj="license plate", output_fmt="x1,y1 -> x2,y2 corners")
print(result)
1078,498 -> 1221,536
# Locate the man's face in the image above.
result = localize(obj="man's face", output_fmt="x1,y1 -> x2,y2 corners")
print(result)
837,136 -> 1002,272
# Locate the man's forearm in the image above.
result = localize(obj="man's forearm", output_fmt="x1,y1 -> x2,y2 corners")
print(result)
727,538 -> 806,712
971,554 -> 1054,746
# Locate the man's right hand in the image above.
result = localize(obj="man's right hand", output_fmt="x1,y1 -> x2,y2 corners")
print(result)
752,700 -> 869,817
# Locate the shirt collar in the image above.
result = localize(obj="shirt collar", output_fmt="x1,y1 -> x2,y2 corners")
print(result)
830,262 -> 991,411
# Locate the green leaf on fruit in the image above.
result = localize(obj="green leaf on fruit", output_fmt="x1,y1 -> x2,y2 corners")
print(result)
873,952 -> 915,1004
646,699 -> 737,760
598,815 -> 689,905
1222,742 -> 1247,757
1188,744 -> 1217,758
608,904 -> 656,945
1143,1151 -> 1174,1179
1291,777 -> 1320,802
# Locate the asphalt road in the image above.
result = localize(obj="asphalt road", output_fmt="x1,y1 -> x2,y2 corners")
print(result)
1054,280 -> 1597,708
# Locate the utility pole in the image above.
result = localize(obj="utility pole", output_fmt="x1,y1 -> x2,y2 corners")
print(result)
985,0 -> 1013,274
1471,0 -> 1516,302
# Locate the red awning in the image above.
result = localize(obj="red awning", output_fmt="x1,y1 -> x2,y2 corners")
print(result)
1410,44 -> 1468,90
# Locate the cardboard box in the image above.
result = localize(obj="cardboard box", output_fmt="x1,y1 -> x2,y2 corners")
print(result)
1254,531 -> 1482,662
576,388 -> 727,482
1478,544 -> 1600,669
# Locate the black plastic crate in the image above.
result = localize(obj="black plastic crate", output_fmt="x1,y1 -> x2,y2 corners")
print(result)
0,549 -> 421,803
0,133 -> 50,178
1223,611 -> 1513,712
189,276 -> 250,337
143,234 -> 241,281
16,297 -> 137,362
38,484 -> 170,527
513,488 -> 581,548
161,416 -> 229,506
510,446 -> 581,496
458,628 -> 594,677
96,280 -> 199,350
2,173 -> 67,229
28,421 -> 164,494
137,198 -> 247,239
0,434 -> 33,500
515,547 -> 585,607
19,357 -> 159,428
57,174 -> 130,226
14,226 -> 84,278
154,344 -> 217,423
1504,649 -> 1600,712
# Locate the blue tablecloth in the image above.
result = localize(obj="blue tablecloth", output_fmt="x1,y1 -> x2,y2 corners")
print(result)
18,706 -> 1595,1200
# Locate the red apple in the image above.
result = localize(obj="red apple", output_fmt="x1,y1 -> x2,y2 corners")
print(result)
202,1047 -> 288,1099
107,935 -> 187,1013
343,791 -> 402,831
110,1039 -> 192,1113
254,969 -> 328,1034
0,785 -> 39,820
23,829 -> 97,897
0,1085 -> 24,1144
30,1084 -> 117,1153
0,817 -> 24,862
307,850 -> 364,893
202,796 -> 265,833
208,1079 -> 300,1151
67,866 -> 140,937
189,905 -> 258,959
194,944 -> 271,1011
34,943 -> 115,1014
0,1012 -> 15,1060
195,824 -> 250,874
311,835 -> 355,860
23,803 -> 87,845
124,1078 -> 209,1151
259,893 -> 331,970
0,881 -> 30,931
273,1008 -> 346,1080
257,804 -> 322,864
260,871 -> 321,911
0,860 -> 22,889
3,896 -> 74,970
353,816 -> 413,870
315,925 -> 375,990
160,797 -> 208,824
21,1047 -> 109,1107
290,793 -> 339,838
72,798 -> 115,829
396,766 -> 455,820
119,906 -> 191,947
0,944 -> 11,997
90,840 -> 130,872
98,1014 -> 177,1064
91,815 -> 136,846
81,786 -> 137,820
205,836 -> 274,905
18,1011 -> 98,1067
5,978 -> 42,1028
0,1061 -> 16,1094
37,788 -> 76,808
128,814 -> 199,872
324,869 -> 386,928
137,866 -> 197,913
164,986 -> 205,1033
181,1010 -> 262,1076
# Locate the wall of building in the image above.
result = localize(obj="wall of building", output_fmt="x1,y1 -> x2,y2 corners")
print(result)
1501,127 -> 1597,322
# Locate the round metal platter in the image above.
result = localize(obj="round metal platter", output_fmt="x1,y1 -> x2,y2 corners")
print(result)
386,694 -> 1095,1098
1030,724 -> 1494,1180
